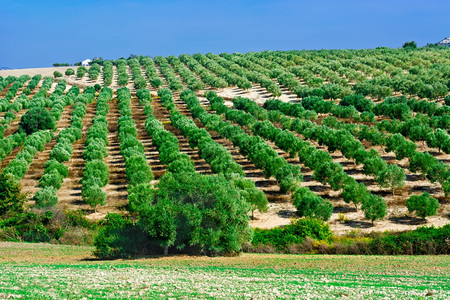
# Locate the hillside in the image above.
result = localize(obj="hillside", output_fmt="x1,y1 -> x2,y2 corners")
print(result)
0,48 -> 449,236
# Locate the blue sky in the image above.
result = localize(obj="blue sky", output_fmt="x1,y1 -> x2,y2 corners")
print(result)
1,0 -> 449,68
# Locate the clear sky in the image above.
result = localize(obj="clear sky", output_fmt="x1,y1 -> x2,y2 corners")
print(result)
1,0 -> 449,69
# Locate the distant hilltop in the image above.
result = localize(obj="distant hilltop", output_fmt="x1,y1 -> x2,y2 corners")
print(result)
437,37 -> 450,47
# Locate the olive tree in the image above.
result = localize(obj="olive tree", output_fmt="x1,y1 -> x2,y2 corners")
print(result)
376,164 -> 406,196
406,192 -> 440,220
361,194 -> 387,224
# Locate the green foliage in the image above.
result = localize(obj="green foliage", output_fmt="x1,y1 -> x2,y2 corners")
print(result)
342,179 -> 369,209
136,89 -> 152,105
139,172 -> 253,256
292,187 -> 333,221
252,218 -> 332,251
406,192 -> 440,219
82,159 -> 109,187
0,173 -> 26,218
402,41 -> 417,49
65,68 -> 75,76
232,177 -> 268,217
127,183 -> 154,213
76,66 -> 87,78
82,184 -> 106,209
369,225 -> 449,255
275,164 -> 303,194
0,210 -> 64,243
33,187 -> 59,208
19,107 -> 56,134
376,164 -> 406,195
39,169 -> 64,190
53,71 -> 63,78
94,214 -> 152,259
361,194 -> 387,223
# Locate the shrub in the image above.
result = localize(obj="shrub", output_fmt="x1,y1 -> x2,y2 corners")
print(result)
406,192 -> 440,220
292,187 -> 333,221
44,159 -> 68,178
136,89 -> 151,104
82,159 -> 109,187
84,139 -> 107,160
150,77 -> 163,88
361,194 -> 387,224
124,155 -> 154,185
0,173 -> 26,218
53,71 -> 63,78
252,218 -> 332,251
445,95 -> 450,106
82,184 -> 106,209
139,172 -> 253,256
94,84 -> 102,91
76,66 -> 87,78
50,144 -> 72,162
19,107 -> 55,134
33,187 -> 59,208
65,68 -> 75,76
127,183 -> 154,212
94,213 -> 153,259
39,169 -> 64,189
369,225 -> 449,255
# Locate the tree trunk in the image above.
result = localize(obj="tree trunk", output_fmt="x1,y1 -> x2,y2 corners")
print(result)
163,246 -> 168,256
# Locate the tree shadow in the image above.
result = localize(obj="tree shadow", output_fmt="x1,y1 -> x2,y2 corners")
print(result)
277,209 -> 296,219
389,216 -> 426,226
343,220 -> 373,229
333,206 -> 356,213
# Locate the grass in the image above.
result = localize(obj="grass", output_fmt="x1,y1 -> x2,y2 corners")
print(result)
0,242 -> 449,299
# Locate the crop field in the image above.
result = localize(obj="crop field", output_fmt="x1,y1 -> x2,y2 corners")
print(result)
0,48 -> 449,235
0,242 -> 449,299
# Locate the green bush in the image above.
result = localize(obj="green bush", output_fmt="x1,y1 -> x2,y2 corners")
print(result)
406,192 -> 440,219
65,68 -> 75,76
82,184 -> 106,209
369,225 -> 449,255
94,214 -> 153,259
82,159 -> 109,187
76,66 -> 87,78
292,187 -> 333,221
0,210 -> 64,243
33,187 -> 59,208
94,84 -> 102,91
84,138 -> 108,160
252,218 -> 332,251
44,159 -> 68,178
127,183 -> 154,212
39,169 -> 64,189
136,89 -> 151,104
138,172 -> 253,256
361,194 -> 387,223
0,173 -> 26,218
53,71 -> 63,78
19,107 -> 55,134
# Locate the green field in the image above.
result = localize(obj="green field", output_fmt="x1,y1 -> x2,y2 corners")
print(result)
0,242 -> 449,299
